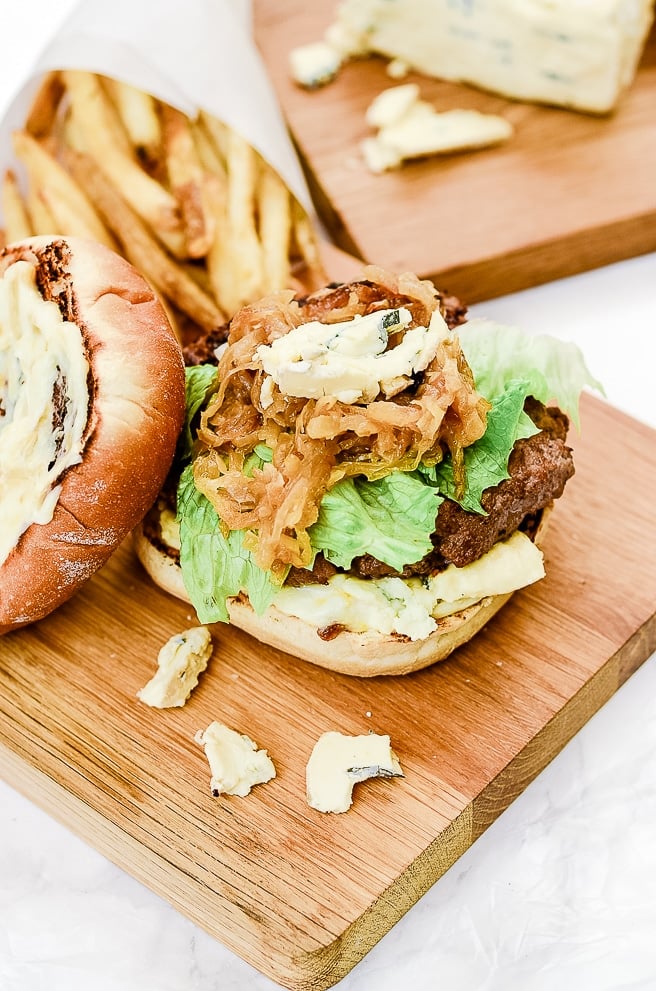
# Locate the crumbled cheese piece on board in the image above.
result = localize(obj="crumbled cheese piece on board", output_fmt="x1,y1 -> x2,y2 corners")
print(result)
290,40 -> 343,89
137,626 -> 212,708
362,84 -> 513,173
306,731 -> 403,813
195,722 -> 276,797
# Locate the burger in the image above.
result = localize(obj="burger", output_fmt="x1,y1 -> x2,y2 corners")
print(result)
135,266 -> 601,676
0,235 -> 185,635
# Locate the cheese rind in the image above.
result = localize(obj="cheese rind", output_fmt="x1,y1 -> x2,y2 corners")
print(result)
306,731 -> 403,813
327,0 -> 655,112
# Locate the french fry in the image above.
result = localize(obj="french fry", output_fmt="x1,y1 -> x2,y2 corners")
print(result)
63,71 -> 132,155
191,117 -> 226,178
0,229 -> 6,250
59,105 -> 86,157
12,130 -> 116,249
62,71 -> 185,257
190,117 -> 232,305
198,111 -> 228,168
257,162 -> 292,293
222,128 -> 263,312
181,259 -> 213,295
65,148 -> 225,334
25,184 -> 58,236
161,104 -> 214,259
24,71 -> 65,140
1,169 -> 33,241
205,173 -> 232,312
102,76 -> 162,169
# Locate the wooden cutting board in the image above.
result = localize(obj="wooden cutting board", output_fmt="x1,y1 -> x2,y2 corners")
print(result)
1,391 -> 655,990
253,1 -> 656,302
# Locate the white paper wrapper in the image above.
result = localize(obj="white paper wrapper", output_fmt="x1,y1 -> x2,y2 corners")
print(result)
0,0 -> 313,214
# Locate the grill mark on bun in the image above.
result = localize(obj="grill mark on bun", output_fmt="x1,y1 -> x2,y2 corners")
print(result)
17,238 -> 96,456
49,368 -> 69,470
33,240 -> 77,321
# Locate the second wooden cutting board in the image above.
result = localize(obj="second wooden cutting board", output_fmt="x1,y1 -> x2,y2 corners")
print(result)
253,0 -> 656,302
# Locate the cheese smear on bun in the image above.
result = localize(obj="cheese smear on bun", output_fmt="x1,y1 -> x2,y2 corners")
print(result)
0,260 -> 89,565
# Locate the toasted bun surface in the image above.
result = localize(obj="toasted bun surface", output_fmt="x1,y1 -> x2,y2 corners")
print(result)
0,236 -> 186,635
133,509 -> 551,677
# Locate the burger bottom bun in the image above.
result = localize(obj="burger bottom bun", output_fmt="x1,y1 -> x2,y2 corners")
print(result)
133,508 -> 551,677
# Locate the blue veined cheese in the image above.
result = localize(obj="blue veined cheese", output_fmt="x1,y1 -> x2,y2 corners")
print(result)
324,0 -> 655,112
306,731 -> 403,813
195,722 -> 276,798
365,83 -> 425,127
362,83 -> 514,172
137,626 -> 213,709
0,260 -> 89,567
255,305 -> 448,405
272,529 -> 546,640
290,40 -> 344,88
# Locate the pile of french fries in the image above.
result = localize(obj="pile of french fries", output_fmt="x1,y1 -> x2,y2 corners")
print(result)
0,70 -> 326,341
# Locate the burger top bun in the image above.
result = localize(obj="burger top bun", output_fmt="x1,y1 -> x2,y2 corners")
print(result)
0,235 -> 186,635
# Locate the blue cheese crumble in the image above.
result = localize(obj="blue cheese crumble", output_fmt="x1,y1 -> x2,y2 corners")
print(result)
255,306 -> 448,405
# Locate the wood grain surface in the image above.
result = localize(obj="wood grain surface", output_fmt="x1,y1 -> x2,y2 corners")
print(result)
253,1 -> 656,302
1,393 -> 655,990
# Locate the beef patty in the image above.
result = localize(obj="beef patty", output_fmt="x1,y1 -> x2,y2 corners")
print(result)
285,398 -> 574,585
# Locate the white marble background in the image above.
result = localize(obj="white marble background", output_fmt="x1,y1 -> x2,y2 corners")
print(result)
1,4 -> 656,990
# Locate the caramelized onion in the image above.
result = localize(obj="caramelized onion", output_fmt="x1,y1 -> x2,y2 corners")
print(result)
193,271 -> 490,570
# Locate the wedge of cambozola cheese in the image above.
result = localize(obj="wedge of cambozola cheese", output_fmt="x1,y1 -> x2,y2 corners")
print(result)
306,731 -> 403,813
362,83 -> 513,171
195,722 -> 276,797
137,626 -> 213,708
308,0 -> 655,113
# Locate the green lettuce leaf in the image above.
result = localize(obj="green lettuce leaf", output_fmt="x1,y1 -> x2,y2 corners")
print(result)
243,443 -> 273,476
308,470 -> 443,572
458,319 -> 604,429
177,465 -> 279,623
179,364 -> 218,463
429,379 -> 538,514
174,321 -> 604,610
